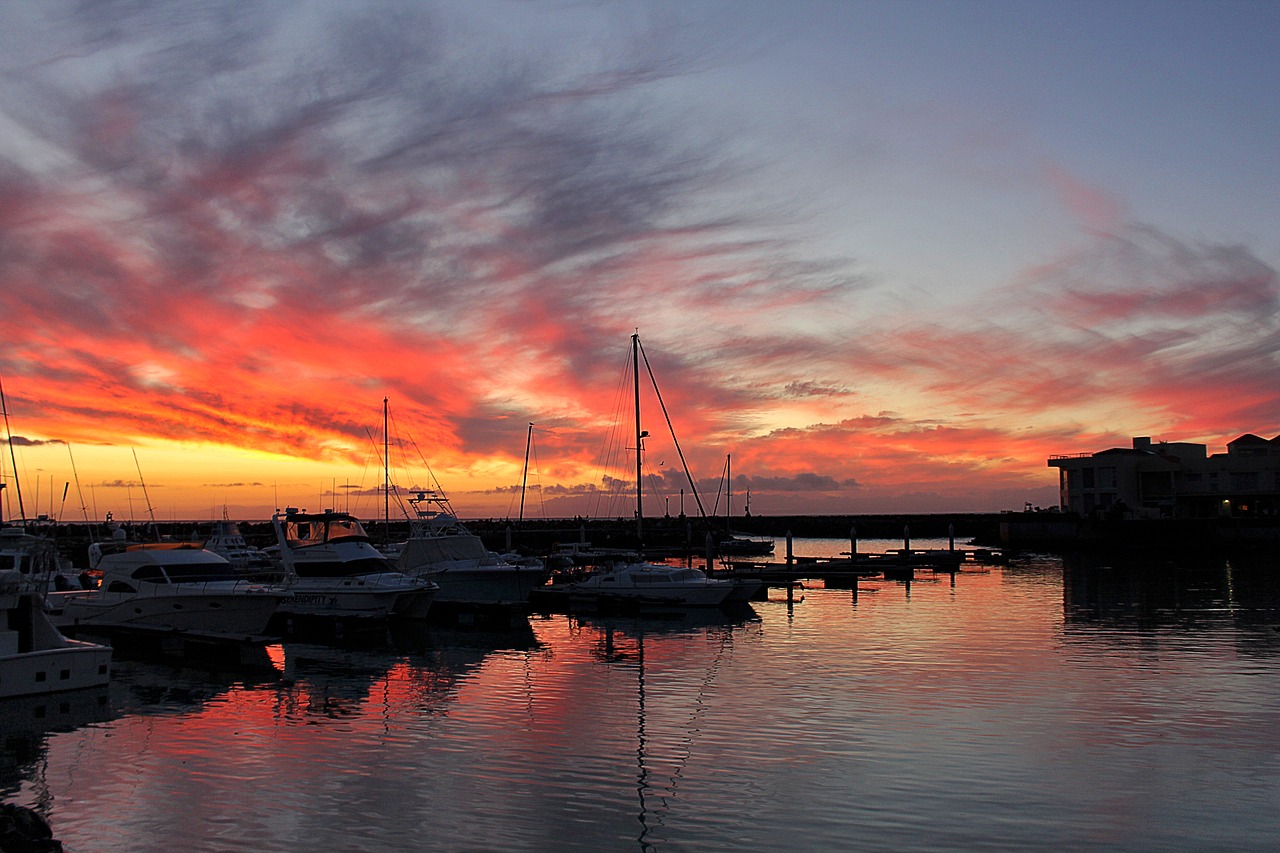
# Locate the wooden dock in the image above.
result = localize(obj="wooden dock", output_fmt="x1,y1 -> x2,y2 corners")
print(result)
714,547 -> 1007,587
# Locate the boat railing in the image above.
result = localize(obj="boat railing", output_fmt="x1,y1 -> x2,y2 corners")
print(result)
74,577 -> 290,598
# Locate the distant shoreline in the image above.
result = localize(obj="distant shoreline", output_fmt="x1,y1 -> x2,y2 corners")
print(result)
16,512 -> 1280,563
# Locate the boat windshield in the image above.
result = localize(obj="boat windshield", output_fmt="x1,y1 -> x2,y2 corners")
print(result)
286,515 -> 370,546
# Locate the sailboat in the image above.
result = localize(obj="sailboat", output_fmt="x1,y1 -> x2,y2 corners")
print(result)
715,453 -> 775,557
564,334 -> 734,610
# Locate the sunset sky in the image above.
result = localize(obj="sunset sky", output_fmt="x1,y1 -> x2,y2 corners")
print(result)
1,0 -> 1276,523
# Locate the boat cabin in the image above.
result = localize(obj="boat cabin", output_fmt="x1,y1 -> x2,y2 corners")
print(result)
279,510 -> 372,547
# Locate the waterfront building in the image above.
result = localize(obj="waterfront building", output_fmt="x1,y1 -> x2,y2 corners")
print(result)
1048,434 -> 1280,518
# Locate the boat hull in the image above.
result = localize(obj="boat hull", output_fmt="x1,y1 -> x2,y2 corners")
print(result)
0,643 -> 113,699
1,588 -> 112,699
411,564 -> 551,607
567,583 -> 733,608
275,578 -> 437,620
47,587 -> 288,636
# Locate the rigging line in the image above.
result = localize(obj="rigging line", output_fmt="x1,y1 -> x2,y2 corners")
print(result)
0,374 -> 27,523
404,431 -> 455,517
131,448 -> 158,531
636,337 -> 707,518
384,407 -> 418,520
386,405 -> 409,490
66,444 -> 90,524
589,346 -> 634,520
710,454 -> 729,519
364,425 -> 412,521
530,429 -> 548,518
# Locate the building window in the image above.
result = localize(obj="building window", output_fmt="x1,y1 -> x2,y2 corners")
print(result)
1083,468 -> 1095,488
1099,468 -> 1116,489
1232,472 -> 1259,491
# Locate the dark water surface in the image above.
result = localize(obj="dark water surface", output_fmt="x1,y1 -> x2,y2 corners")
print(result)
3,540 -> 1278,851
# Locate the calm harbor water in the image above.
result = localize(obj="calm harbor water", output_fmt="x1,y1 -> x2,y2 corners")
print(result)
3,538 -> 1278,852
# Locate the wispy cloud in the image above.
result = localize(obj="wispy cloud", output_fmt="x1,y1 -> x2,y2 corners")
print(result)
0,2 -> 1273,517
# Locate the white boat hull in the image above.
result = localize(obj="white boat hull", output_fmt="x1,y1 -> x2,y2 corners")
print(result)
568,583 -> 733,608
0,642 -> 113,699
1,586 -> 112,699
276,575 -> 437,620
411,564 -> 551,607
567,564 -> 735,608
47,586 -> 288,636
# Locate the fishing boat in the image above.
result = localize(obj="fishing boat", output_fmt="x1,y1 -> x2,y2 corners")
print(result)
395,490 -> 550,607
203,517 -> 277,579
46,543 -> 291,637
1,566 -> 112,699
269,508 -> 438,625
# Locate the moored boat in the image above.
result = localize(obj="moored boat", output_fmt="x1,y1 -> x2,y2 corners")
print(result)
565,561 -> 735,609
395,491 -> 550,607
1,568 -> 112,699
46,543 -> 290,637
203,518 -> 278,579
269,508 -> 438,626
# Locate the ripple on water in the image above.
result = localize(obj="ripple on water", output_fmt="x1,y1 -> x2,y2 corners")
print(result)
15,555 -> 1280,852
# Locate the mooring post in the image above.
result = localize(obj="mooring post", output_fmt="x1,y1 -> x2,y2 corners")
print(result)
903,524 -> 911,553
948,523 -> 955,551
786,530 -> 795,603
705,532 -> 715,573
505,524 -> 513,551
850,525 -> 858,564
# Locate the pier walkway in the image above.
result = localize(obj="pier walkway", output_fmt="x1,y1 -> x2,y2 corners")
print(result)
715,545 -> 1008,588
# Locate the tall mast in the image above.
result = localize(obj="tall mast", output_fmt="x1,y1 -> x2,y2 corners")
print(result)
727,452 -> 732,524
632,332 -> 644,544
0,375 -> 26,524
519,422 -> 533,528
383,396 -> 390,533
132,448 -> 157,534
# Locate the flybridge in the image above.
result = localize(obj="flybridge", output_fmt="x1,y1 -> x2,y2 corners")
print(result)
275,508 -> 372,546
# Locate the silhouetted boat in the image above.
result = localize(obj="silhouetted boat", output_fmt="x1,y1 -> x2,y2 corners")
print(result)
1,564 -> 112,699
269,508 -> 438,625
203,517 -> 277,579
561,334 -> 735,611
395,490 -> 550,607
47,543 -> 290,637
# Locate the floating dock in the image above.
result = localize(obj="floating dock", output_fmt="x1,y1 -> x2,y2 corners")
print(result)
715,547 -> 1007,587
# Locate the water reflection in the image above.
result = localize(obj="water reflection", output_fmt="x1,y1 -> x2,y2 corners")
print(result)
0,687 -> 113,800
278,620 -> 540,725
1062,550 -> 1280,656
7,554 -> 1280,851
568,607 -> 757,852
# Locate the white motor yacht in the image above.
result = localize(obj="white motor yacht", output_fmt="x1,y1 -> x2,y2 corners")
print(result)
567,561 -> 735,608
395,491 -> 549,607
203,519 -> 278,579
1,567 -> 112,699
46,543 -> 290,637
271,508 -> 437,622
